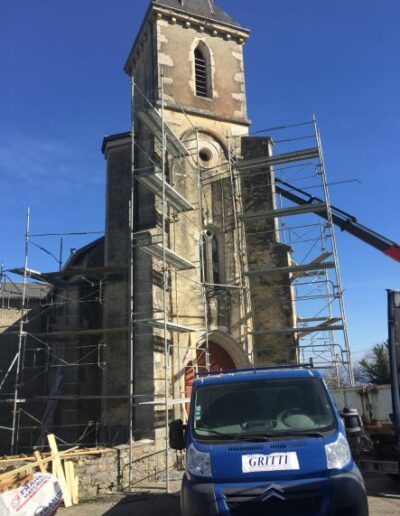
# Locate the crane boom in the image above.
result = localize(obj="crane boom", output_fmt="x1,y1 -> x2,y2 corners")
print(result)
275,179 -> 400,263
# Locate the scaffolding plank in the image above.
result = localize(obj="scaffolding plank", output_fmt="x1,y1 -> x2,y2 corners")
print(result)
46,265 -> 127,278
139,397 -> 190,406
297,317 -> 342,324
240,203 -> 327,221
245,261 -> 335,277
136,171 -> 194,212
140,243 -> 196,271
9,268 -> 49,284
236,147 -> 320,172
138,109 -> 189,158
140,319 -> 198,333
253,325 -> 344,336
309,252 -> 333,264
35,327 -> 128,338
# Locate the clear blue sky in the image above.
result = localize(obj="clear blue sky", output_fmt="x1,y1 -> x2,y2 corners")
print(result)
1,0 -> 399,363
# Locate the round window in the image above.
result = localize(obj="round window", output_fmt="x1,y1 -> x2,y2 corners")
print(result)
199,148 -> 213,163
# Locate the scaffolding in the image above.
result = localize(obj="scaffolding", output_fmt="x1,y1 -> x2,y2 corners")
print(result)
130,77 -> 212,491
128,75 -> 355,491
0,82 -> 354,494
0,221 -> 112,454
229,118 -> 354,386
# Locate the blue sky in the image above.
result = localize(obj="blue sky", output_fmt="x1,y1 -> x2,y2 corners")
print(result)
0,0 -> 399,363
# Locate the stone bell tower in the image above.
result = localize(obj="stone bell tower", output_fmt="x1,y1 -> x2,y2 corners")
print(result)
101,0 -> 295,441
125,0 -> 251,130
123,0 -> 254,436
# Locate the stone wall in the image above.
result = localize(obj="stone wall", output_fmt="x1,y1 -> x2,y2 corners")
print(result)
74,441 -> 180,500
241,137 -> 297,364
0,441 -> 182,502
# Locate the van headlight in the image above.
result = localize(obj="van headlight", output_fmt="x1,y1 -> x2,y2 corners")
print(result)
325,433 -> 351,470
187,444 -> 212,477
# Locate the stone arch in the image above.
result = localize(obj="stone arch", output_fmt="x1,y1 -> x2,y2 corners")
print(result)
185,340 -> 234,402
206,330 -> 251,369
181,128 -> 229,161
184,332 -> 250,403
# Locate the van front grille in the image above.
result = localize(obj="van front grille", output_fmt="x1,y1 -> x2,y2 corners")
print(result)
224,483 -> 322,516
226,496 -> 322,516
269,441 -> 307,450
227,446 -> 264,453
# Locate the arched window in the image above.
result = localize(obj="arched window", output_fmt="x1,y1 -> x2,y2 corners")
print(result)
194,44 -> 211,98
202,228 -> 221,285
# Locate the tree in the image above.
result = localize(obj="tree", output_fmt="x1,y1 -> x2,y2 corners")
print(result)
356,341 -> 391,385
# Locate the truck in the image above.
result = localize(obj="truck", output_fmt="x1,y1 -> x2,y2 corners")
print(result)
345,290 -> 400,478
170,364 -> 369,515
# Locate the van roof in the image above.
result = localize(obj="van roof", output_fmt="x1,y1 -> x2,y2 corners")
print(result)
193,367 -> 323,387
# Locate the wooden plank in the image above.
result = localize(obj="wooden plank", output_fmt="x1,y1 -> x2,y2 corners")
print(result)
0,447 -> 110,465
64,461 -> 74,504
74,474 -> 79,505
47,434 -> 72,508
34,451 -> 46,473
0,447 -> 83,482
0,462 -> 41,482
65,461 -> 78,505
0,474 -> 33,493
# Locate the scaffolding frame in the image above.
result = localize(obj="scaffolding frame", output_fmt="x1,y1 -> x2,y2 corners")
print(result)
127,77 -> 356,493
129,76 -> 213,492
229,117 -> 354,386
0,77 -> 355,495
0,221 -> 118,454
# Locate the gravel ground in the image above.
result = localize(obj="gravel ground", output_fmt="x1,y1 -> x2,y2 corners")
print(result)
59,474 -> 400,515
364,473 -> 400,514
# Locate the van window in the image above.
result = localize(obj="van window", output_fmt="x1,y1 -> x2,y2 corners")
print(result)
193,377 -> 336,441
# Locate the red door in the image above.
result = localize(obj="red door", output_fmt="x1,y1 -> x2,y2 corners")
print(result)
185,342 -> 236,403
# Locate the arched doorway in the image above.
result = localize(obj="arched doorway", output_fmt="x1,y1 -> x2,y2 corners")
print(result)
185,341 -> 236,402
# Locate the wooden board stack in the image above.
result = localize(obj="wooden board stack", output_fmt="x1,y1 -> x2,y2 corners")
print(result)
0,436 -> 109,506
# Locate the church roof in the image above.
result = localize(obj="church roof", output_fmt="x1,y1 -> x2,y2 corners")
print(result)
152,0 -> 246,30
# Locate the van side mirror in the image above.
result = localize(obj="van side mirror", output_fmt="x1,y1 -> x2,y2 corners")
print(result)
169,419 -> 186,450
340,407 -> 363,437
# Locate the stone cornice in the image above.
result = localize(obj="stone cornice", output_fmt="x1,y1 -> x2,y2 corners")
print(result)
154,5 -> 250,40
124,4 -> 250,75
101,132 -> 131,159
155,101 -> 251,127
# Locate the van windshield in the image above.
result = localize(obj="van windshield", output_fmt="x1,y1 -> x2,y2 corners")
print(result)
193,377 -> 336,441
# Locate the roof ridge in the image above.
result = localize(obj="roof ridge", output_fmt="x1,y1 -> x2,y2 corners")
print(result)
152,0 -> 246,30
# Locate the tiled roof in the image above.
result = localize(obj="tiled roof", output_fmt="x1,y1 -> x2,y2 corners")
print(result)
152,0 -> 245,30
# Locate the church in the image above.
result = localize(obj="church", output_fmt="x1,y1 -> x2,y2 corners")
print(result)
1,0 -> 300,454
100,0 -> 296,442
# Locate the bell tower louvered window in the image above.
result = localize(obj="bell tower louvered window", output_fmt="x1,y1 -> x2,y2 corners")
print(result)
194,45 -> 211,98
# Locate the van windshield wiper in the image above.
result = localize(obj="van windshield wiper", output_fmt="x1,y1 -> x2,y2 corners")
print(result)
195,429 -> 270,441
195,428 -> 239,440
237,433 -> 271,442
274,431 -> 325,438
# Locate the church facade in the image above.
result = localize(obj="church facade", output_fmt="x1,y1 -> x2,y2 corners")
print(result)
0,0 -> 296,453
101,0 -> 295,442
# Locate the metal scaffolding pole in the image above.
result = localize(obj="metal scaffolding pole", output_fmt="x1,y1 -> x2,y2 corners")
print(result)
160,75 -> 170,494
128,76 -> 136,490
313,115 -> 355,387
227,144 -> 253,364
11,207 -> 30,453
196,129 -> 210,373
